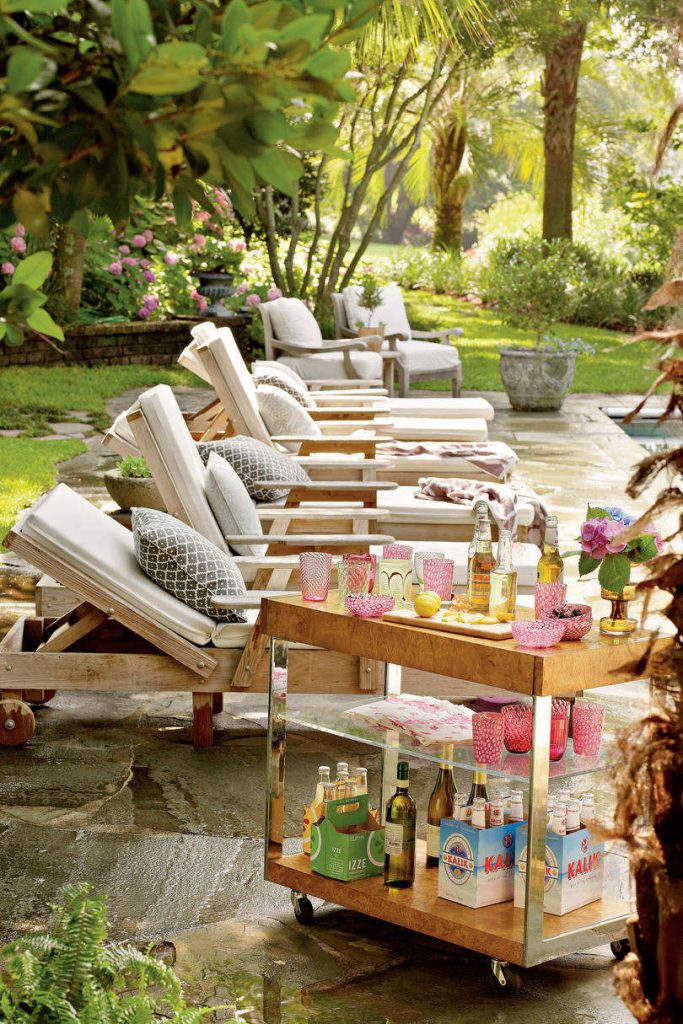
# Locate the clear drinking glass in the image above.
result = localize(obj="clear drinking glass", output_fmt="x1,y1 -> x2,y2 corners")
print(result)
378,558 -> 413,605
337,558 -> 371,607
342,552 -> 376,591
299,552 -> 332,601
414,550 -> 444,588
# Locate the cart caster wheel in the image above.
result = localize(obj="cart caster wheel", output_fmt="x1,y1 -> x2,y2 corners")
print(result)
23,690 -> 57,707
0,699 -> 35,746
291,892 -> 314,925
491,959 -> 523,995
610,938 -> 630,961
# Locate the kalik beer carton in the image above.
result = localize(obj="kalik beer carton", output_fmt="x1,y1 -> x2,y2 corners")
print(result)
310,794 -> 384,881
514,826 -> 605,916
438,818 -> 524,908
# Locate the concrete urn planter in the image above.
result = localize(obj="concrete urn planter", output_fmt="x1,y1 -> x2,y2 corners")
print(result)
499,348 -> 577,412
104,470 -> 166,513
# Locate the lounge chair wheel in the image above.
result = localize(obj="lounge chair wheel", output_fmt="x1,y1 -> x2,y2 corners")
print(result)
291,891 -> 314,925
610,938 -> 630,960
22,689 -> 57,706
0,699 -> 36,746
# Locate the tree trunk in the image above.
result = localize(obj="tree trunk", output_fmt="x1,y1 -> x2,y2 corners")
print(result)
541,21 -> 586,241
431,112 -> 469,251
432,176 -> 470,250
51,224 -> 86,314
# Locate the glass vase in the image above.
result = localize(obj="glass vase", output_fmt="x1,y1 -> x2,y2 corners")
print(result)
600,583 -> 637,636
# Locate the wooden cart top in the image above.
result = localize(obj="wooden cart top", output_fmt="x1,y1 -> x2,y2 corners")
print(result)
260,593 -> 670,696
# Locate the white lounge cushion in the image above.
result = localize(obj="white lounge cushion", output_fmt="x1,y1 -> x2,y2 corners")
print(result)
396,339 -> 460,373
252,359 -> 304,384
197,328 -> 270,444
279,349 -> 384,382
387,397 -> 494,420
212,609 -> 260,648
387,418 -> 488,442
18,484 -> 218,646
267,297 -> 323,345
380,486 -> 535,527
256,384 -> 321,451
133,507 -> 247,621
342,283 -> 412,338
178,340 -> 211,383
205,452 -> 265,557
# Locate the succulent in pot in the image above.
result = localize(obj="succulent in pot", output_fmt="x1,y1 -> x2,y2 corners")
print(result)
104,455 -> 166,512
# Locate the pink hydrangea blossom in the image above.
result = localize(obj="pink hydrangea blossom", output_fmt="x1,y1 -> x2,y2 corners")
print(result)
2,261 -> 15,275
580,518 -> 627,561
143,229 -> 154,242
15,224 -> 25,236
193,233 -> 206,246
143,269 -> 156,283
118,244 -> 130,255
109,261 -> 123,275
234,281 -> 248,295
267,286 -> 282,301
213,188 -> 231,209
165,215 -> 177,224
241,263 -> 253,276
228,238 -> 246,252
164,252 -> 180,266
132,233 -> 147,248
11,236 -> 26,253
122,256 -> 138,267
195,211 -> 211,222
138,306 -> 152,319
139,259 -> 151,269
245,293 -> 261,307
190,289 -> 208,311
143,294 -> 160,310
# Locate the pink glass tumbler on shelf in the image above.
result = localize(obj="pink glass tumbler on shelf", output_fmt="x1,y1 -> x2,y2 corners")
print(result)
423,558 -> 454,601
549,698 -> 570,761
502,703 -> 533,754
471,712 -> 505,765
299,552 -> 332,602
535,581 -> 567,620
572,700 -> 606,757
342,552 -> 376,591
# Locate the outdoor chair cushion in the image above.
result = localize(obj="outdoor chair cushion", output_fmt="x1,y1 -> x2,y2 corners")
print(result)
252,359 -> 304,384
252,365 -> 314,408
397,339 -> 460,373
133,507 -> 247,622
268,297 -> 323,345
342,283 -> 412,338
256,383 -> 322,450
204,452 -> 265,557
387,397 -> 493,420
279,349 -> 383,382
387,418 -> 488,442
197,435 -> 310,503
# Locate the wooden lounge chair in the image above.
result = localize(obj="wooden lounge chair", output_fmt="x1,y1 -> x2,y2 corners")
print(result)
0,486 -> 390,750
333,285 -> 464,397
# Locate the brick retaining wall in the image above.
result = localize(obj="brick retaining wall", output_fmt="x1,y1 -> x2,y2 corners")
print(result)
0,316 -> 252,368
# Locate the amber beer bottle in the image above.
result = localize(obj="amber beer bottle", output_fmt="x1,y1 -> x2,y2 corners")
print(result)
426,746 -> 456,867
384,762 -> 416,888
468,514 -> 495,612
537,515 -> 564,583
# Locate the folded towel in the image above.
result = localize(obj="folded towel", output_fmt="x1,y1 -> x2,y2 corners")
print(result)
416,477 -> 548,546
377,441 -> 517,481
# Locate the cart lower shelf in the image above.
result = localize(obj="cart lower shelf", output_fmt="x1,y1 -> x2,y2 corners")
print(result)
267,841 -> 630,966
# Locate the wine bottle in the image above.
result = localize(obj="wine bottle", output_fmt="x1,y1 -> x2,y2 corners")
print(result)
537,515 -> 564,583
426,746 -> 456,867
384,761 -> 416,888
467,769 -> 489,805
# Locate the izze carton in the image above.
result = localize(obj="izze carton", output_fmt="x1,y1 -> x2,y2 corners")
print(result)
438,818 -> 524,908
310,794 -> 384,882
514,826 -> 605,916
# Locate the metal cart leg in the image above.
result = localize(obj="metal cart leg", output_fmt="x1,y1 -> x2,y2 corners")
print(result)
264,638 -> 288,865
379,662 -> 402,823
522,694 -> 552,967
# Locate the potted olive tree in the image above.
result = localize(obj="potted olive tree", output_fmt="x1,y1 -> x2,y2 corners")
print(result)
354,265 -> 386,340
483,237 -> 593,411
104,455 -> 166,512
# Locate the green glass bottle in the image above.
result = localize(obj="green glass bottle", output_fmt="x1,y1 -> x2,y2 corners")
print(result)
384,761 -> 416,888
426,745 -> 456,868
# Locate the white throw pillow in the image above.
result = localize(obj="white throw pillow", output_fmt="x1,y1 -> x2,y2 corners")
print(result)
204,452 -> 265,557
267,297 -> 323,345
252,365 -> 313,408
342,282 -> 412,338
256,384 -> 321,452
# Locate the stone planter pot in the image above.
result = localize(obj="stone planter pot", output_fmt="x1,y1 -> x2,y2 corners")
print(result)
499,348 -> 577,412
104,470 -> 166,513
197,271 -> 235,318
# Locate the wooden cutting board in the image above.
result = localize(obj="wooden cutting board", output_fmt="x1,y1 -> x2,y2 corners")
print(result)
382,605 -> 514,640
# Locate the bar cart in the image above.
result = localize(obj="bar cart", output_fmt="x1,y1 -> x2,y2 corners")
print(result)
260,593 -> 669,992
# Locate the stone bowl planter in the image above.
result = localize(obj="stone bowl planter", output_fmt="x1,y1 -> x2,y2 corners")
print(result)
104,469 -> 166,513
499,348 -> 577,412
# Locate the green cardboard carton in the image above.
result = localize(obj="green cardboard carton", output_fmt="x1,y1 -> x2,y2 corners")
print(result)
310,794 -> 384,881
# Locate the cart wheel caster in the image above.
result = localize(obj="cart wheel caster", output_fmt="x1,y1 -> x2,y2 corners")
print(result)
491,959 -> 523,995
23,690 -> 57,707
610,938 -> 630,961
291,891 -> 314,925
0,699 -> 36,746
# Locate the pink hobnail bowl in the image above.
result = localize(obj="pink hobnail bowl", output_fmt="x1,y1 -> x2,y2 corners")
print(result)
345,593 -> 395,619
552,603 -> 593,640
511,619 -> 565,649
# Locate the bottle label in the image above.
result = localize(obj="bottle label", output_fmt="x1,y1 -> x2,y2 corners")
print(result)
384,822 -> 404,856
427,823 -> 442,858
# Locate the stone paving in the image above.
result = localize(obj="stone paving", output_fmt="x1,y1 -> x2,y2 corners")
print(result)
0,384 -> 670,1022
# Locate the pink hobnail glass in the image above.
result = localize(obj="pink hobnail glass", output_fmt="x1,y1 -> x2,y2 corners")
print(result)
299,552 -> 332,601
345,593 -> 395,618
383,543 -> 413,561
511,619 -> 565,649
554,603 -> 593,640
422,558 -> 454,601
342,552 -> 376,591
337,558 -> 371,606
550,698 -> 570,761
535,582 -> 567,619
471,712 -> 504,765
414,550 -> 444,587
502,703 -> 533,753
572,700 -> 606,757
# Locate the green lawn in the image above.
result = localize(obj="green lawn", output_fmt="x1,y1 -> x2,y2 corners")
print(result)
1,437 -> 87,546
403,292 -> 658,394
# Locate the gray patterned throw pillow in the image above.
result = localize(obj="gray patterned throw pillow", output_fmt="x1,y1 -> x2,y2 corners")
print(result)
197,435 -> 309,503
252,367 -> 314,408
132,508 -> 247,622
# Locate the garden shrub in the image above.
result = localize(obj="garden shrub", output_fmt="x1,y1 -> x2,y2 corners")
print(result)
388,248 -> 469,294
